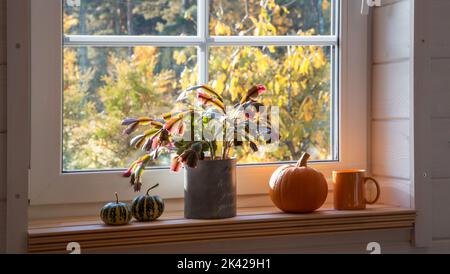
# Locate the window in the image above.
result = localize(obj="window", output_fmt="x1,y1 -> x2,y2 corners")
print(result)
62,0 -> 337,172
30,0 -> 368,208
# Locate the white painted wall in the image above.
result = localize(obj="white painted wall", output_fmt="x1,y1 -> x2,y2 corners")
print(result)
5,0 -> 30,253
373,0 -> 450,248
371,0 -> 413,209
422,0 -> 450,241
0,0 -> 6,254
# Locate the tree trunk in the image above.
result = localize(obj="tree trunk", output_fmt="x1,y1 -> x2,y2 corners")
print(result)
287,46 -> 293,113
182,0 -> 189,34
115,0 -> 121,35
127,0 -> 134,56
286,140 -> 297,160
127,0 -> 133,35
318,0 -> 325,34
78,0 -> 88,72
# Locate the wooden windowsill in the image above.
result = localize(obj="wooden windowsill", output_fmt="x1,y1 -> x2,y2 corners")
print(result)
28,205 -> 416,253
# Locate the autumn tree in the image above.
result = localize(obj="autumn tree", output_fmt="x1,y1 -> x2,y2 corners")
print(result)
63,0 -> 333,170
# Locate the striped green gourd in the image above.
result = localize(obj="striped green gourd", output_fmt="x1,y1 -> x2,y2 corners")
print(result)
100,193 -> 132,226
132,184 -> 165,222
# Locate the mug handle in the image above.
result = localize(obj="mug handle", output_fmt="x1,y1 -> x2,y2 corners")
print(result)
364,177 -> 381,205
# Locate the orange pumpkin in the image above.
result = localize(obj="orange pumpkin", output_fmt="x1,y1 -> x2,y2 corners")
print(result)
269,153 -> 328,213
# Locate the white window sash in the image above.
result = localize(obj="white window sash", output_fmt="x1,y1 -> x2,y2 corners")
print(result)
30,0 -> 369,208
64,35 -> 338,47
64,0 -> 339,82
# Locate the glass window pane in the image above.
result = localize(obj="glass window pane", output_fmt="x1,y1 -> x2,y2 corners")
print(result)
63,0 -> 197,36
209,0 -> 332,36
208,46 -> 333,163
63,46 -> 198,171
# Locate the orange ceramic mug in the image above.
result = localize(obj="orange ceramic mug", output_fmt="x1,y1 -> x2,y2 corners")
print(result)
333,170 -> 380,210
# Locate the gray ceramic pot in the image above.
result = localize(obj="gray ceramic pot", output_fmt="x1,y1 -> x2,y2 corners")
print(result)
184,158 -> 237,219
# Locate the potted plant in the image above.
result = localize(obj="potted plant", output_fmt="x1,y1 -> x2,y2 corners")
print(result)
122,84 -> 274,219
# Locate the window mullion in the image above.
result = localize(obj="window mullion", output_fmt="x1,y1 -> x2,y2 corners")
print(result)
198,0 -> 209,84
331,0 -> 335,36
208,36 -> 338,47
63,35 -> 337,48
63,35 -> 203,47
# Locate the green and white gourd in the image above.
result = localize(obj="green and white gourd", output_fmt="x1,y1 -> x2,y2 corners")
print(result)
132,184 -> 165,222
100,193 -> 132,226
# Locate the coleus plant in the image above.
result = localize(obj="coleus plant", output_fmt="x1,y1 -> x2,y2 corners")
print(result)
122,84 -> 274,191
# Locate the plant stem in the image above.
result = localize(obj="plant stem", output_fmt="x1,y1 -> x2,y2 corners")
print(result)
222,121 -> 227,159
208,141 -> 215,160
296,153 -> 310,168
146,183 -> 160,196
190,111 -> 195,142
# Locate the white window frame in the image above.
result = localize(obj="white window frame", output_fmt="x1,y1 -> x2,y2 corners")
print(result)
30,0 -> 369,207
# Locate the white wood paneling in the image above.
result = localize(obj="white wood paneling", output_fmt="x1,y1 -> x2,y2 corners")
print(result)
0,0 -> 5,133
370,0 -> 412,209
426,0 -> 450,241
0,201 -> 5,253
376,176 -> 411,208
373,0 -> 411,63
430,118 -> 450,179
428,0 -> 450,53
0,65 -> 5,132
432,180 -> 450,239
380,0 -> 405,6
0,0 -> 5,65
0,0 -> 5,254
413,0 -> 435,247
372,120 -> 410,179
372,61 -> 411,119
6,0 -> 29,253
0,133 -> 5,200
431,58 -> 450,118
370,0 -> 413,241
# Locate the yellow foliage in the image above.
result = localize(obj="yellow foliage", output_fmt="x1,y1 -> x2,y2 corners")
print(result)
132,47 -> 158,65
214,21 -> 232,35
300,58 -> 311,76
313,48 -> 326,69
301,97 -> 314,122
322,0 -> 330,13
63,14 -> 78,33
63,0 -> 333,169
174,50 -> 187,65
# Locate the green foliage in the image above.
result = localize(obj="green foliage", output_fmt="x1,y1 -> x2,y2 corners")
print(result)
120,83 -> 269,190
63,0 -> 333,171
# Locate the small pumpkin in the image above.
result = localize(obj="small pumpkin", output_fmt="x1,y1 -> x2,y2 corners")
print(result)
269,153 -> 328,213
132,184 -> 165,222
100,193 -> 132,226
